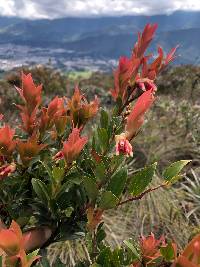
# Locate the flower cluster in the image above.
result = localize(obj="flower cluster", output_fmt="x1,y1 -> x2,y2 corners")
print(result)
113,24 -> 177,157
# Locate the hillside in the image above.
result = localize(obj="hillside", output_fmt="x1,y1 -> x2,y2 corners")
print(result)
0,11 -> 199,70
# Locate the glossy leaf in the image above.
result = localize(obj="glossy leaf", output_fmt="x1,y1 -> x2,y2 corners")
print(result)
100,109 -> 109,129
123,239 -> 141,261
160,242 -> 176,261
163,160 -> 191,181
97,128 -> 109,152
107,167 -> 127,197
129,163 -> 157,196
94,162 -> 106,182
83,176 -> 98,202
52,167 -> 65,183
32,178 -> 50,205
99,191 -> 119,210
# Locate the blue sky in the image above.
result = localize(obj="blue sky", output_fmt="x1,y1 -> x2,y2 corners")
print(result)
0,0 -> 200,19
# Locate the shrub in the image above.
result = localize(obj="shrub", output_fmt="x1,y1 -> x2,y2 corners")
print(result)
0,24 -> 194,267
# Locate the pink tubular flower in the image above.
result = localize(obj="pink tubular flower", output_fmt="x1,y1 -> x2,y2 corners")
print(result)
53,151 -> 64,161
0,163 -> 16,180
53,128 -> 88,165
136,78 -> 157,92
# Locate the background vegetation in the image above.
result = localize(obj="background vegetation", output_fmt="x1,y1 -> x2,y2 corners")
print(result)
1,64 -> 200,266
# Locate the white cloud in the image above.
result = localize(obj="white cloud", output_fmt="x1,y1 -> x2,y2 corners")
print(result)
0,0 -> 15,16
0,0 -> 200,19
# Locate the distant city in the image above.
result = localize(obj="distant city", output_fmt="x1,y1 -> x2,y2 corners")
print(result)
0,11 -> 199,72
0,44 -> 118,72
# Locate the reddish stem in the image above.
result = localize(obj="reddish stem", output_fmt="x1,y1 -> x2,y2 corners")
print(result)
117,183 -> 166,206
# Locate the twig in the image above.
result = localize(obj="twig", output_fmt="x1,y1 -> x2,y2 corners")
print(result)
117,183 -> 166,206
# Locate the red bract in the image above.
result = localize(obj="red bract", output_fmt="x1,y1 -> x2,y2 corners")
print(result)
0,220 -> 27,256
131,233 -> 165,267
17,249 -> 40,267
164,45 -> 179,67
47,96 -> 66,119
17,135 -> 47,166
39,96 -> 68,136
110,56 -> 138,103
0,221 -> 40,267
141,45 -> 179,80
54,128 -> 88,165
115,89 -> 154,157
0,125 -> 16,157
140,233 -> 165,264
173,233 -> 200,267
16,73 -> 42,135
67,86 -> 99,128
16,73 -> 42,113
19,106 -> 38,135
110,24 -> 177,106
133,23 -> 158,58
46,96 -> 68,136
125,89 -> 155,140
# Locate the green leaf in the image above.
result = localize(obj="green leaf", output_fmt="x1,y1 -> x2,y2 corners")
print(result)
123,240 -> 140,261
83,177 -> 98,202
163,160 -> 191,181
55,181 -> 72,200
52,167 -> 65,184
107,167 -> 127,197
100,109 -> 109,129
97,128 -> 109,152
160,242 -> 176,261
64,207 -> 74,217
32,178 -> 50,205
111,248 -> 122,267
167,175 -> 183,185
129,163 -> 157,196
27,249 -> 39,261
40,161 -> 52,179
97,247 -> 112,266
99,191 -> 119,210
96,228 -> 106,244
94,162 -> 106,182
37,258 -> 51,267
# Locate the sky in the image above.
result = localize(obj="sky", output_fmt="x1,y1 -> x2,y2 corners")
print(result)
0,0 -> 200,19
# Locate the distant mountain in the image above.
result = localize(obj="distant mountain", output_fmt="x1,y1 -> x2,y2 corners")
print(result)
0,11 -> 199,70
0,17 -> 22,28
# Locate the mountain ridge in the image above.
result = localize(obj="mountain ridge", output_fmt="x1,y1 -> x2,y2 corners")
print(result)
0,11 -> 199,70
